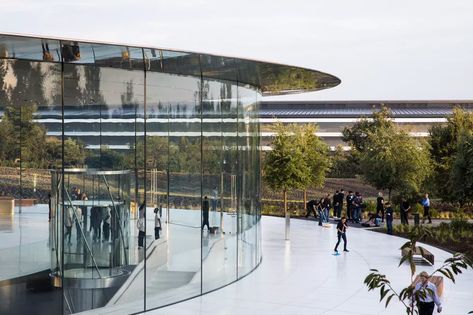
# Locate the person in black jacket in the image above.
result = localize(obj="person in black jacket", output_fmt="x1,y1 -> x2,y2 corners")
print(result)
376,192 -> 385,222
385,202 -> 394,235
334,217 -> 349,253
305,199 -> 318,219
400,198 -> 410,225
202,196 -> 210,231
346,191 -> 354,222
336,189 -> 345,219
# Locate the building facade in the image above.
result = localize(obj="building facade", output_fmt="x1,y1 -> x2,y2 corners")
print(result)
0,34 -> 340,314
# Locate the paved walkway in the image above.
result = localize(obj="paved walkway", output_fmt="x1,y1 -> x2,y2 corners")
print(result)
148,216 -> 473,315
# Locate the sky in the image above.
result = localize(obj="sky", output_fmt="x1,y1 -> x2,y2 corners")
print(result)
2,0 -> 473,101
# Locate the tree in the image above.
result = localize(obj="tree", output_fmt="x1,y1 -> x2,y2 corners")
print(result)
451,131 -> 473,206
359,128 -> 431,201
45,137 -> 86,168
342,107 -> 395,177
263,123 -> 310,239
342,107 -> 394,153
429,108 -> 473,204
343,107 -> 431,201
0,103 -> 48,167
296,124 -> 330,207
365,226 -> 473,314
328,145 -> 357,178
85,146 -> 127,170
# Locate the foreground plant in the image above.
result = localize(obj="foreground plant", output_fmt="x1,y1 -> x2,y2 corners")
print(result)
364,225 -> 473,314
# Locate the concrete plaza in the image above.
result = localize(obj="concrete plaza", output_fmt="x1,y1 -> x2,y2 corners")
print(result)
148,216 -> 473,315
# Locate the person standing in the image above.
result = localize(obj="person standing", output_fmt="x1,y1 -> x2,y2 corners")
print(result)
154,208 -> 162,240
137,215 -> 146,248
102,207 -> 111,242
400,198 -> 411,225
211,186 -> 218,212
74,206 -> 83,241
421,193 -> 432,224
346,191 -> 354,222
322,193 -> 332,223
412,271 -> 442,314
385,202 -> 394,235
337,189 -> 345,219
64,206 -> 74,245
334,217 -> 349,253
333,190 -> 339,219
376,192 -> 385,222
353,192 -> 363,223
317,201 -> 324,226
202,196 -> 210,231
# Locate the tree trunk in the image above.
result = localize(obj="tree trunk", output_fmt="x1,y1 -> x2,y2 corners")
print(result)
303,189 -> 307,214
284,189 -> 290,240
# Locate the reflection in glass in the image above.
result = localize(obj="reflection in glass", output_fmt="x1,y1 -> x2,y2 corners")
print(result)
0,33 -> 304,315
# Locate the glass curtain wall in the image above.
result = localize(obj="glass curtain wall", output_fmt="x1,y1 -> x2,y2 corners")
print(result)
0,34 -> 262,315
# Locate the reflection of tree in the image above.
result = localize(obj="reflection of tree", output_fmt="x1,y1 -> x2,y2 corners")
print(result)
85,146 -> 126,170
0,103 -> 85,168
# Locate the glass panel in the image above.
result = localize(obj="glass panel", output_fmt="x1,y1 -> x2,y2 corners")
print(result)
237,84 -> 258,277
60,48 -> 145,313
144,50 -> 203,310
201,79 -> 239,292
0,58 -> 62,314
0,35 -> 61,62
144,66 -> 172,310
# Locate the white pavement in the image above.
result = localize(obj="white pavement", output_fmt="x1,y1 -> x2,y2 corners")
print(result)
147,216 -> 473,315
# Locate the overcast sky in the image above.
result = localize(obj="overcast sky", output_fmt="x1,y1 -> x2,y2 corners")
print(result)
2,0 -> 473,101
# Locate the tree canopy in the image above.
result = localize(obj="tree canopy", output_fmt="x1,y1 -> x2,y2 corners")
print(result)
429,107 -> 473,204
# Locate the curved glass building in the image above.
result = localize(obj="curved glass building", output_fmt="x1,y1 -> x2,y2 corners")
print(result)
0,34 -> 340,314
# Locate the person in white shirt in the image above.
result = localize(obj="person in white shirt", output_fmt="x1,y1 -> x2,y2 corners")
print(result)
412,271 -> 442,314
137,208 -> 146,248
64,207 -> 74,245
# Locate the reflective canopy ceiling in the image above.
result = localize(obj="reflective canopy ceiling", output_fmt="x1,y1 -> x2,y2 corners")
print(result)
0,34 -> 341,95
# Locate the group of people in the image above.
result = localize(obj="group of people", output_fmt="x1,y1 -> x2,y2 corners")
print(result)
306,190 -> 433,232
64,187 -> 112,245
306,190 -> 441,314
136,202 -> 163,249
306,189 -> 367,226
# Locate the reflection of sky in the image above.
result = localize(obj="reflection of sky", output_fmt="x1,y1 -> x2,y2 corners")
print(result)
2,0 -> 473,101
